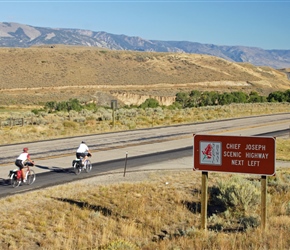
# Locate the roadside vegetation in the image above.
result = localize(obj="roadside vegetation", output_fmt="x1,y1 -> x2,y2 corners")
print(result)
1,91 -> 290,159
1,89 -> 290,146
1,89 -> 290,249
0,168 -> 290,249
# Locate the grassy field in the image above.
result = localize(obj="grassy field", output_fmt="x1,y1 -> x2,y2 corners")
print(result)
0,103 -> 290,249
1,45 -> 290,249
0,168 -> 289,250
0,102 -> 290,146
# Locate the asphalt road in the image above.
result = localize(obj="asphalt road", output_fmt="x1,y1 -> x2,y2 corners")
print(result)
0,147 -> 191,198
0,113 -> 290,197
1,112 -> 290,165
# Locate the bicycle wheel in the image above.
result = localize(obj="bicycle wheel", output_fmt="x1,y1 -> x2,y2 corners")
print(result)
11,174 -> 21,188
85,160 -> 92,173
73,161 -> 78,169
74,163 -> 82,175
26,169 -> 36,185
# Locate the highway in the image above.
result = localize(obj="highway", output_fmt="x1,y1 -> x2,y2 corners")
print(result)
1,113 -> 290,164
0,113 -> 290,197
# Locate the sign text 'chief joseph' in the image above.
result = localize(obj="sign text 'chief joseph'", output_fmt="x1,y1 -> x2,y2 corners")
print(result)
193,134 -> 276,175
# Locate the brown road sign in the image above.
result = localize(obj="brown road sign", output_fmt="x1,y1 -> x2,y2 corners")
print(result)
193,134 -> 276,175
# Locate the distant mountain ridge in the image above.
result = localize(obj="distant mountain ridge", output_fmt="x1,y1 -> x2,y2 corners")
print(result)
1,21 -> 290,69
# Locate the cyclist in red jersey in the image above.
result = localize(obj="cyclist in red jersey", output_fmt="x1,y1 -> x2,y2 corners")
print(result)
15,148 -> 34,182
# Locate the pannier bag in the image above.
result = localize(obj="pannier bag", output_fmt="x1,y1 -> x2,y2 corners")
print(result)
17,170 -> 22,179
72,159 -> 81,167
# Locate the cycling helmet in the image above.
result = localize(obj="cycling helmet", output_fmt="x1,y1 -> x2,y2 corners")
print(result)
23,147 -> 28,152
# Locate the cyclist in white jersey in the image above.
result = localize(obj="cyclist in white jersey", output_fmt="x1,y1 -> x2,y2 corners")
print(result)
76,141 -> 92,165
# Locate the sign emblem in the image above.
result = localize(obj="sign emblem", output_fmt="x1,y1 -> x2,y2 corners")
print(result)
200,141 -> 222,165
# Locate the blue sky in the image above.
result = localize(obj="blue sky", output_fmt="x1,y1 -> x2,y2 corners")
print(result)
1,0 -> 290,50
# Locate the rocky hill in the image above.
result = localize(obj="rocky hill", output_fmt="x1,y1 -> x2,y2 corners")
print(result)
0,46 -> 289,106
1,22 -> 290,69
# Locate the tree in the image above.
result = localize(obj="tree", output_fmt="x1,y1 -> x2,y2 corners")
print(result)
67,98 -> 82,111
175,92 -> 189,108
218,93 -> 234,105
231,91 -> 248,103
199,91 -> 213,106
188,90 -> 201,107
267,91 -> 286,102
139,98 -> 159,109
45,101 -> 57,113
249,91 -> 266,103
284,89 -> 290,102
56,101 -> 68,111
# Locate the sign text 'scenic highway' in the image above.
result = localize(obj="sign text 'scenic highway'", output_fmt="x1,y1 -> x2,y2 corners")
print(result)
193,134 -> 276,175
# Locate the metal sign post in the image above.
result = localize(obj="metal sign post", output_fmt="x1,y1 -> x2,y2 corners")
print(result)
111,100 -> 117,129
123,152 -> 128,177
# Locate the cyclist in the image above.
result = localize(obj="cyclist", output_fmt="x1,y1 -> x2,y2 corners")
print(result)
15,147 -> 34,183
76,141 -> 92,165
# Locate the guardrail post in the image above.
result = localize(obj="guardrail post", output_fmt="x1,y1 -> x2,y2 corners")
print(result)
123,152 -> 128,177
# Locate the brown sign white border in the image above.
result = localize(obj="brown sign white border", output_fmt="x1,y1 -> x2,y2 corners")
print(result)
193,134 -> 276,176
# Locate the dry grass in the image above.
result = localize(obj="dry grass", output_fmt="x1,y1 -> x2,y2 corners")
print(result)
276,138 -> 290,161
0,103 -> 290,249
0,46 -> 289,106
1,45 -> 290,248
0,102 -> 290,146
0,169 -> 290,250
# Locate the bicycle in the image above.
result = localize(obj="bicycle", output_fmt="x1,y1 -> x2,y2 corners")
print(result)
72,155 -> 92,175
9,162 -> 36,188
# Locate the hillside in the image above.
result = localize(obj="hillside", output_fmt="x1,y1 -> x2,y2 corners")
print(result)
0,45 -> 290,106
1,22 -> 290,69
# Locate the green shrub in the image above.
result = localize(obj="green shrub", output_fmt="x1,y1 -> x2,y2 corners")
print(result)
212,176 -> 260,215
31,108 -> 45,115
238,215 -> 260,229
84,102 -> 97,111
139,98 -> 159,108
63,120 -> 79,129
44,99 -> 83,112
100,239 -> 139,250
